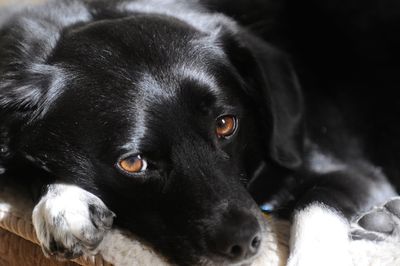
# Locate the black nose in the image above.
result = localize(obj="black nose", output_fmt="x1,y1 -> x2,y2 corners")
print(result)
211,209 -> 262,261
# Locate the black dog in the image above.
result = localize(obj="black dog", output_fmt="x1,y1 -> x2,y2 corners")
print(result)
1,0 -> 400,265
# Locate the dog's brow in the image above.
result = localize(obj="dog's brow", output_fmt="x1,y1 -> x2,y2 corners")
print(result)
174,65 -> 219,93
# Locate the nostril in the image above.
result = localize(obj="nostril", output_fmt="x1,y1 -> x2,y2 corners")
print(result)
230,245 -> 244,258
250,235 -> 261,252
210,210 -> 262,261
217,233 -> 262,260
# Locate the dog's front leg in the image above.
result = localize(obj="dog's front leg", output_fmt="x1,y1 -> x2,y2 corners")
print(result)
32,183 -> 115,260
287,202 -> 353,266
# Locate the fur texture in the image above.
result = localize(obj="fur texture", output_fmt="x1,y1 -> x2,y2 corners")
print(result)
1,0 -> 400,265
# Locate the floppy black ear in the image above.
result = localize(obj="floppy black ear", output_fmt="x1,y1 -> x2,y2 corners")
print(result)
0,0 -> 91,115
222,29 -> 304,169
0,0 -> 92,169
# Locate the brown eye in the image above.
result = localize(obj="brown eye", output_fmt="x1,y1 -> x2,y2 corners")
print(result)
216,115 -> 237,138
118,155 -> 147,174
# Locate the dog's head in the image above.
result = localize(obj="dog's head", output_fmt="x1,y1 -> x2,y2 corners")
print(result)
0,1 -> 303,265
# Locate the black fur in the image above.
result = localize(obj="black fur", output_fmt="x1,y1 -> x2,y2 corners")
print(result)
1,0 -> 400,265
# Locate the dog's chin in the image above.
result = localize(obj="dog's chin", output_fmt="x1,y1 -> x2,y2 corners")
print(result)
195,243 -> 264,266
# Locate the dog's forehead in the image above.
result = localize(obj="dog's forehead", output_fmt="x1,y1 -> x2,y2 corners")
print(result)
50,12 -> 229,99
51,12 -> 233,105
54,13 -> 223,70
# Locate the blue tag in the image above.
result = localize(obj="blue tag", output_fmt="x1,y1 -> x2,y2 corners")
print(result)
260,203 -> 274,213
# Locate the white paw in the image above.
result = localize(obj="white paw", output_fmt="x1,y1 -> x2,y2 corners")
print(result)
287,204 -> 353,266
32,184 -> 115,260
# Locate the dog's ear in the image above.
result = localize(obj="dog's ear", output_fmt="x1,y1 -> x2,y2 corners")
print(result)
221,29 -> 304,169
0,1 -> 92,168
0,0 -> 91,118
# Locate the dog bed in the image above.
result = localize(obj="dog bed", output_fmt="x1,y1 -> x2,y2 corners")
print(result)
1,177 -> 400,266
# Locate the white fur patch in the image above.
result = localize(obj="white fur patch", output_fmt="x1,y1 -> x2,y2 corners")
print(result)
32,184 -> 114,258
287,204 -> 353,266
